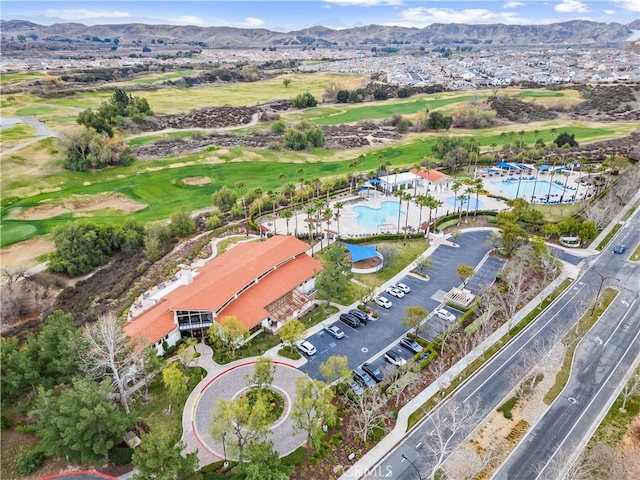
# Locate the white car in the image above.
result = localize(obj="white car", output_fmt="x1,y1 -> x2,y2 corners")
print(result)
373,296 -> 393,309
393,283 -> 411,293
434,308 -> 456,322
384,350 -> 407,367
296,340 -> 317,356
385,287 -> 405,298
324,324 -> 345,339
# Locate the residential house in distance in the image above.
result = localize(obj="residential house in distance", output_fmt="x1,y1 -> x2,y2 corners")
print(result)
124,236 -> 323,355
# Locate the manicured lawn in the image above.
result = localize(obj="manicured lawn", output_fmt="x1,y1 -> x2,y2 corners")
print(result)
15,106 -> 58,115
132,365 -> 206,441
127,130 -> 204,147
0,71 -> 49,86
352,239 -> 429,285
1,123 -> 36,140
0,223 -> 38,247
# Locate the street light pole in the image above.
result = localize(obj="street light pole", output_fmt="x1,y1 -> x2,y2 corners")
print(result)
401,454 -> 424,480
590,271 -> 617,317
222,431 -> 228,468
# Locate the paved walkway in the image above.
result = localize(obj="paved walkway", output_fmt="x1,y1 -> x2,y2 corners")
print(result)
181,343 -> 307,467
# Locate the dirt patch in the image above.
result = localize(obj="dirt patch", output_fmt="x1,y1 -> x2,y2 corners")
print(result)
182,176 -> 211,185
83,181 -> 91,186
0,238 -> 55,268
14,194 -> 147,221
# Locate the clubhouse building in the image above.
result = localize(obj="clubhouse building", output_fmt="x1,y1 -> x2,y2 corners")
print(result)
124,236 -> 323,355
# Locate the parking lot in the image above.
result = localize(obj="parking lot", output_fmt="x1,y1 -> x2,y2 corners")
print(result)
299,230 -> 502,382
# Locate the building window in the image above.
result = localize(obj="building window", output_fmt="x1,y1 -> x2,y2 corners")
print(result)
175,310 -> 214,331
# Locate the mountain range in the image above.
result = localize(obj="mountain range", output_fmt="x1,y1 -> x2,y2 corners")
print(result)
1,19 -> 638,49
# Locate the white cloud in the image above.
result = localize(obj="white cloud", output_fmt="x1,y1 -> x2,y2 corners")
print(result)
554,0 -> 589,13
392,7 -> 529,27
323,0 -> 403,6
503,2 -> 524,8
241,17 -> 265,27
612,0 -> 640,12
46,9 -> 131,20
603,9 -> 616,14
175,15 -> 206,25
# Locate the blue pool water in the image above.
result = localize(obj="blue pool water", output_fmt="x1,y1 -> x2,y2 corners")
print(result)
353,201 -> 404,227
494,180 -> 566,199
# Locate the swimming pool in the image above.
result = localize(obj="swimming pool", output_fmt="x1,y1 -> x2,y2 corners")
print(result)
353,201 -> 404,227
493,180 -> 567,199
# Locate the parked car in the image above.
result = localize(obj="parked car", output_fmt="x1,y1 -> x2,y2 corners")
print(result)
393,283 -> 411,293
349,309 -> 369,325
373,296 -> 393,309
416,351 -> 431,363
384,350 -> 407,367
613,244 -> 626,254
296,340 -> 317,356
362,363 -> 384,383
339,313 -> 360,328
349,380 -> 365,396
385,286 -> 405,298
324,324 -> 345,339
400,337 -> 423,354
353,367 -> 377,388
434,308 -> 456,322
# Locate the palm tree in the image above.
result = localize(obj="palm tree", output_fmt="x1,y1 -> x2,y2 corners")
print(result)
464,186 -> 474,221
334,201 -> 343,239
282,209 -> 292,235
533,129 -> 541,143
297,168 -> 304,207
402,192 -> 412,244
414,194 -> 427,232
323,207 -> 333,248
514,167 -> 524,199
235,181 -> 249,236
490,142 -> 499,162
253,187 -> 263,219
425,195 -> 443,240
458,193 -> 467,223
394,190 -> 404,234
518,130 -> 526,149
473,178 -> 483,214
547,156 -> 560,210
532,161 -> 543,202
305,206 -> 316,244
278,173 -> 287,192
451,180 -> 462,214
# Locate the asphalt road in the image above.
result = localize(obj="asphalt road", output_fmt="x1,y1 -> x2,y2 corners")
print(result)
299,230 -> 502,382
366,212 -> 640,480
494,212 -> 640,479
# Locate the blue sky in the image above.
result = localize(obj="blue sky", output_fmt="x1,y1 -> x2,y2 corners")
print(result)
2,1 -> 638,30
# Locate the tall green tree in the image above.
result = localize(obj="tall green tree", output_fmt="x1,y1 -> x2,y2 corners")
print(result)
291,377 -> 336,449
208,315 -> 249,358
144,223 -> 174,262
169,208 -> 196,238
278,319 -> 305,350
319,355 -> 351,390
162,362 -> 189,415
402,306 -> 429,336
210,394 -> 271,462
132,428 -> 198,480
246,357 -> 276,390
456,264 -> 475,286
211,185 -> 238,213
315,243 -> 351,309
48,221 -> 112,276
30,378 -> 132,463
231,440 -> 292,480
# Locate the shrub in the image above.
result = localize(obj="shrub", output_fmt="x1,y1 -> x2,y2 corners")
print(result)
281,446 -> 306,466
206,214 -> 222,230
292,92 -> 317,109
0,416 -> 11,430
278,348 -> 301,360
16,446 -> 46,476
109,446 -> 134,465
271,119 -> 286,134
283,128 -> 307,151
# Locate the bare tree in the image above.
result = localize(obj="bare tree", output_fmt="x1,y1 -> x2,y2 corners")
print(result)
427,355 -> 451,396
383,363 -> 418,408
0,264 -> 30,285
81,313 -> 144,414
449,440 -> 504,480
419,401 -> 482,479
537,446 -> 599,480
346,386 -> 388,443
494,264 -> 539,331
620,372 -> 640,412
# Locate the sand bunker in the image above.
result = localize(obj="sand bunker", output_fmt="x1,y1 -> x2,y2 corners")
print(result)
183,176 -> 211,185
15,194 -> 146,221
0,238 -> 55,269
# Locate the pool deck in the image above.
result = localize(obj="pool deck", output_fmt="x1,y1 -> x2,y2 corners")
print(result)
264,182 -> 508,239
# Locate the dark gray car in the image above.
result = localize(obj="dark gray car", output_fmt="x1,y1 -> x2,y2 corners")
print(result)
349,309 -> 369,325
353,367 -> 376,388
340,313 -> 360,328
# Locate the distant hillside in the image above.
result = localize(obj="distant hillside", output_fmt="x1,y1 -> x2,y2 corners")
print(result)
0,19 -> 635,49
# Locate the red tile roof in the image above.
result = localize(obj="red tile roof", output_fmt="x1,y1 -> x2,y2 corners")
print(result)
218,253 -> 322,330
123,300 -> 176,345
411,167 -> 452,183
122,236 -> 321,344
